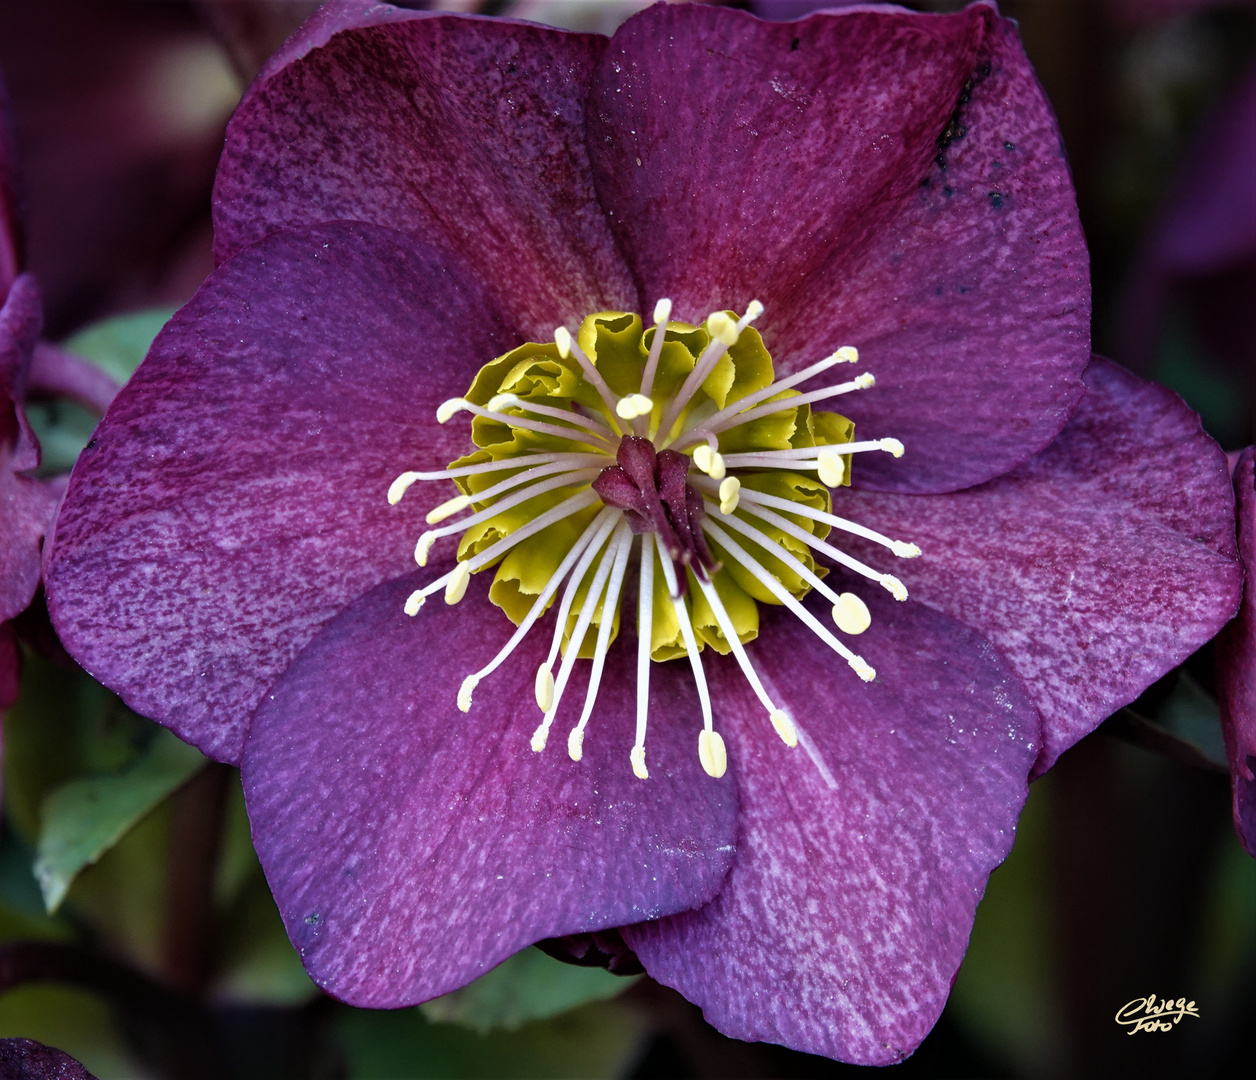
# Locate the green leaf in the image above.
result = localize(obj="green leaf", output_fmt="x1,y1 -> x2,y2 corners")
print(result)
337,999 -> 645,1080
61,306 -> 177,384
420,946 -> 636,1033
34,728 -> 205,914
1153,671 -> 1228,769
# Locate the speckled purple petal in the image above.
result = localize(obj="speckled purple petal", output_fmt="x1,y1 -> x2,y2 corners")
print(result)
835,359 -> 1242,776
213,9 -> 636,337
589,2 -> 1089,493
1218,447 -> 1255,856
242,568 -> 739,1007
0,1038 -> 96,1080
44,221 -> 516,763
0,461 -> 57,624
1,273 -> 43,472
625,587 -> 1040,1065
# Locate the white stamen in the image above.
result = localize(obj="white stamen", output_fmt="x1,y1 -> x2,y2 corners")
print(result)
881,575 -> 908,601
553,326 -> 620,417
718,476 -> 741,514
634,534 -> 655,781
394,452 -> 607,484
532,522 -> 628,753
433,397 -> 616,451
653,297 -> 672,325
457,675 -> 479,713
722,439 -> 902,469
733,497 -> 908,598
567,726 -> 584,761
734,487 -> 921,558
568,526 -> 633,756
835,346 -> 859,363
426,494 -> 471,524
444,562 -> 471,604
436,398 -> 463,423
817,448 -> 845,487
702,519 -> 875,681
699,375 -> 877,438
656,301 -> 761,438
770,709 -> 799,747
707,311 -> 739,347
388,472 -> 421,504
457,508 -> 618,713
637,298 -> 673,423
697,729 -> 727,779
489,393 -> 618,441
656,546 -> 714,733
831,592 -> 872,635
404,590 -> 426,616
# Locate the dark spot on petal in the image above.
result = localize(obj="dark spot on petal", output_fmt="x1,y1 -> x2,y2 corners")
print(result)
85,437 -> 98,451
1004,141 -> 1016,151
790,37 -> 800,52
989,191 -> 1004,209
959,285 -> 971,294
934,153 -> 948,172
992,159 -> 1003,169
942,185 -> 955,198
304,912 -> 320,926
934,286 -> 944,296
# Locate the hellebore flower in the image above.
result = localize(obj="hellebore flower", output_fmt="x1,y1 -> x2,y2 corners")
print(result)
1218,447 -> 1255,855
43,0 -> 1242,1064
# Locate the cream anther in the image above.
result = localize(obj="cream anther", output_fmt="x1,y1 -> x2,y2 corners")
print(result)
404,589 -> 426,617
880,575 -> 908,601
616,393 -> 653,420
554,326 -> 572,359
436,398 -> 465,424
817,448 -> 845,487
530,725 -> 548,753
487,392 -> 521,412
832,592 -> 872,635
707,311 -> 739,347
739,299 -> 765,328
698,729 -> 728,779
769,709 -> 798,748
692,444 -> 713,472
854,372 -> 876,390
718,476 -> 741,514
693,445 -> 726,480
567,727 -> 584,762
426,494 -> 471,525
414,532 -> 437,567
880,437 -> 905,457
388,472 -> 421,505
444,562 -> 471,604
535,664 -> 555,712
630,745 -> 648,779
891,540 -> 922,558
850,656 -> 876,681
457,674 -> 478,713
835,346 -> 859,363
652,297 -> 672,325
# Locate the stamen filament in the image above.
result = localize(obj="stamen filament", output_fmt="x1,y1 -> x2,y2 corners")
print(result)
703,518 -> 875,682
554,327 -> 622,420
533,521 -> 629,752
676,346 -> 859,441
568,525 -> 634,760
488,393 -> 618,442
731,497 -> 908,600
415,467 -> 600,563
632,533 -> 655,779
437,397 -> 617,452
655,544 -> 714,734
734,487 -> 921,557
389,451 -> 607,493
692,374 -> 875,440
636,298 -> 672,419
721,439 -> 905,469
656,302 -> 761,440
456,507 -> 619,712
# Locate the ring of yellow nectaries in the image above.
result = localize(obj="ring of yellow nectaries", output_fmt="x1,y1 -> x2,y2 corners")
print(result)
389,302 -> 921,780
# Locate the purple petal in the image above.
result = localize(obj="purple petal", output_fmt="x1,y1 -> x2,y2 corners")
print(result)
44,221 -> 516,763
213,10 -> 636,337
27,342 -> 120,416
0,463 -> 57,623
0,1038 -> 96,1080
242,569 -> 739,1007
589,2 -> 1089,493
1,273 -> 43,472
624,588 -> 1040,1064
1218,447 -> 1256,856
835,358 -> 1242,776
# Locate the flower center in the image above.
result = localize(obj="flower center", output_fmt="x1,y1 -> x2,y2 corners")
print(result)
388,301 -> 919,780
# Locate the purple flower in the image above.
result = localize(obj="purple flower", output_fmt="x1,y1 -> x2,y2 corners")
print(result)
43,0 -> 1242,1064
1218,447 -> 1255,855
